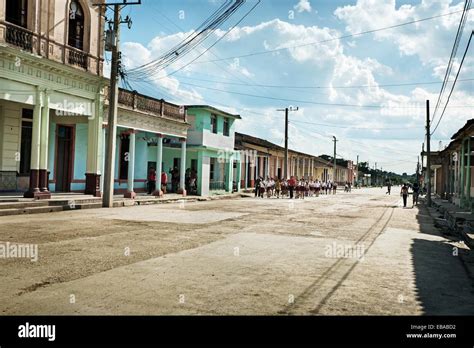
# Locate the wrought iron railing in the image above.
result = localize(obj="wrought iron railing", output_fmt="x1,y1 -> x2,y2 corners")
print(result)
5,22 -> 32,52
67,47 -> 88,70
118,89 -> 134,108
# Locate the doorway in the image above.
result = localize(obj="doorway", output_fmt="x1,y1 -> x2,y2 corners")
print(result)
56,125 -> 74,192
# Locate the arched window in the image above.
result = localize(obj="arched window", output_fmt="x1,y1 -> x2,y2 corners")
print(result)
68,0 -> 85,50
6,0 -> 28,28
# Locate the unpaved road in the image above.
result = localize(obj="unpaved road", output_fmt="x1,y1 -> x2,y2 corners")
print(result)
1,188 -> 473,315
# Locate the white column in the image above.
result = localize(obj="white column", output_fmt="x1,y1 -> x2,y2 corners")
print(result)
297,157 -> 300,178
24,88 -> 42,198
155,134 -> 163,196
255,155 -> 259,179
265,156 -> 269,178
85,94 -> 103,197
179,138 -> 186,194
31,89 -> 42,172
39,92 -> 49,171
302,158 -> 306,179
125,130 -> 136,198
100,126 -> 106,194
39,91 -> 50,193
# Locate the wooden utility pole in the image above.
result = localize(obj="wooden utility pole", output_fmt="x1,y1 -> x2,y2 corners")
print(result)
102,4 -> 121,208
278,106 -> 298,179
96,1 -> 141,207
284,108 -> 289,179
426,100 -> 432,207
333,136 -> 337,183
356,154 -> 359,187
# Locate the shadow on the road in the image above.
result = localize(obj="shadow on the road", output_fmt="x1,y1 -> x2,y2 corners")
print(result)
411,203 -> 474,315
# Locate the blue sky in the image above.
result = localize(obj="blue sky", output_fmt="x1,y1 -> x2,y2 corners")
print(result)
108,0 -> 474,174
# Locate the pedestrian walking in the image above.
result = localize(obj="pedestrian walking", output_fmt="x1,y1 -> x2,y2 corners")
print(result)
288,176 -> 296,199
386,182 -> 392,195
400,183 -> 409,208
275,178 -> 281,198
412,181 -> 420,206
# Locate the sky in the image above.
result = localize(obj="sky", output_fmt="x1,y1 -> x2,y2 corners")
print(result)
106,0 -> 474,175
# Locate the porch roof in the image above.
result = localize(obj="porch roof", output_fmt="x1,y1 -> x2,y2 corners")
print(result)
186,105 -> 241,119
451,119 -> 474,140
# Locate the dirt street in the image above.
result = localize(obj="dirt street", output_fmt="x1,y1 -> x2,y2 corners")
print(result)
1,188 -> 473,315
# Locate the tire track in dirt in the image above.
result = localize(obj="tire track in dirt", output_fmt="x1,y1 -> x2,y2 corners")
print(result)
279,201 -> 397,315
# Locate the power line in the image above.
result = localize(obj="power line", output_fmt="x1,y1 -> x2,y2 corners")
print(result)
155,0 -> 261,80
431,0 -> 471,125
177,81 -> 473,109
129,1 -> 282,105
172,74 -> 474,90
431,30 -> 474,136
188,8 -> 472,65
127,0 -> 246,78
290,120 -> 423,130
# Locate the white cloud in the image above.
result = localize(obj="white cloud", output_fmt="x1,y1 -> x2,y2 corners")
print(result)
118,5 -> 473,174
334,0 -> 473,70
294,0 -> 312,13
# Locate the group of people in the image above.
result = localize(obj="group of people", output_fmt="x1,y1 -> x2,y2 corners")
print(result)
400,181 -> 421,208
254,176 -> 351,199
146,167 -> 198,195
147,167 -> 168,195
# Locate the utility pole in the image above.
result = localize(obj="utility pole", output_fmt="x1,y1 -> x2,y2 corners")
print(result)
277,106 -> 298,179
102,4 -> 121,208
417,156 -> 420,183
332,136 -> 337,183
356,154 -> 359,187
96,1 -> 141,208
426,99 -> 432,207
375,162 -> 377,186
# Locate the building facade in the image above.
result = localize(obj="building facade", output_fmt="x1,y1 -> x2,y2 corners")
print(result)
0,0 -> 106,198
104,88 -> 189,197
186,105 -> 241,196
234,132 -> 349,188
423,119 -> 473,211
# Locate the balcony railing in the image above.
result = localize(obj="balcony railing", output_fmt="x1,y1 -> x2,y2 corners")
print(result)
109,88 -> 187,123
5,22 -> 32,52
67,47 -> 88,70
0,20 -> 102,75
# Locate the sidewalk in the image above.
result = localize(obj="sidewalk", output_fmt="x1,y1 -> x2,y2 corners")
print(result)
428,196 -> 474,249
0,191 -> 252,216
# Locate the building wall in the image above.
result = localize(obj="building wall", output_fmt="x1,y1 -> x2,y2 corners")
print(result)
187,108 -> 236,150
0,100 -> 21,190
0,100 -> 21,172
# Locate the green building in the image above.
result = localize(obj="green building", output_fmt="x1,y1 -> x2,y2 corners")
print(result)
185,105 -> 242,196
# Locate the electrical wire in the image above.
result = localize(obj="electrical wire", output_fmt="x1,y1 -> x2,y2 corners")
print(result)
431,30 -> 474,136
189,8 -> 473,65
431,0 -> 471,125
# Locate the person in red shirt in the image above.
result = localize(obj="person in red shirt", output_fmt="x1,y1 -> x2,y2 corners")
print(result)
288,176 -> 296,199
161,171 -> 168,194
148,167 -> 156,194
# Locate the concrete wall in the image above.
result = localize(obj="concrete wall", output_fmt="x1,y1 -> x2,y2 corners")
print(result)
187,108 -> 236,150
